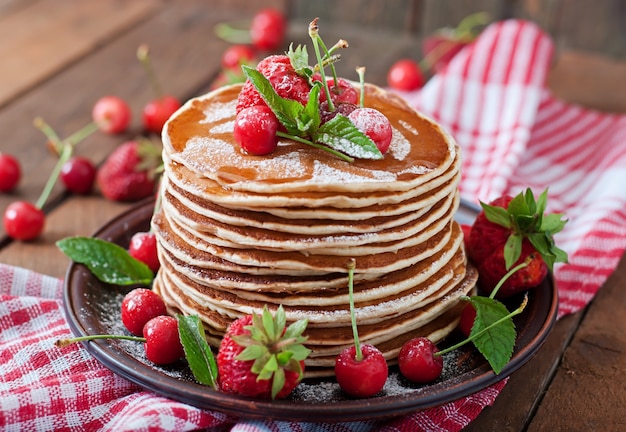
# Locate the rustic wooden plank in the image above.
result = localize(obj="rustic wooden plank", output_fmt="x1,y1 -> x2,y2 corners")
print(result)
0,0 -> 279,268
548,50 -> 626,113
465,311 -> 584,431
0,197 -> 133,279
0,0 -> 38,16
528,252 -> 626,431
288,0 -> 420,33
0,0 -> 161,108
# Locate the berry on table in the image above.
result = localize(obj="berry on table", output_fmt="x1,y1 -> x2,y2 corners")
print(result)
398,337 -> 443,384
128,231 -> 160,273
233,105 -> 279,156
96,140 -> 161,202
221,44 -> 257,71
60,156 -> 97,195
137,45 -> 182,134
3,201 -> 45,241
0,153 -> 21,192
121,288 -> 167,336
143,315 -> 185,365
250,8 -> 286,51
387,59 -> 425,91
348,108 -> 393,154
92,96 -> 132,134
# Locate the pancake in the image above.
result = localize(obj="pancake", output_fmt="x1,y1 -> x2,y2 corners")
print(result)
153,82 -> 477,377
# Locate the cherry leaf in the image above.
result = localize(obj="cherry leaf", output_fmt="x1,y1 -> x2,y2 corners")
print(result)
56,236 -> 153,286
465,295 -> 517,374
177,314 -> 218,389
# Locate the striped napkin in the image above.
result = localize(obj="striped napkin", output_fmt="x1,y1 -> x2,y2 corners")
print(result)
2,19 -> 626,432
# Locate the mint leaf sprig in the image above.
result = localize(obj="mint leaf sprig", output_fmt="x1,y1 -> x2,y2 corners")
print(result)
437,260 -> 531,374
242,66 -> 382,162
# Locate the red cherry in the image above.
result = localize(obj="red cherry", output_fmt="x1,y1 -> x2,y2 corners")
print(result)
143,315 -> 185,365
128,231 -> 160,273
0,153 -> 21,192
92,96 -> 132,134
61,156 -> 96,195
3,201 -> 45,241
121,288 -> 167,336
142,95 -> 181,134
250,8 -> 286,51
387,59 -> 425,91
221,44 -> 256,70
459,303 -> 477,337
319,101 -> 357,124
313,75 -> 359,105
398,337 -> 443,384
348,108 -> 393,153
335,344 -> 388,397
233,105 -> 279,156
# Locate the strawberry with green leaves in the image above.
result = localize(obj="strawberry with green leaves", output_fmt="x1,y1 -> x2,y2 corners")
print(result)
96,140 -> 162,202
217,305 -> 310,399
466,188 -> 568,298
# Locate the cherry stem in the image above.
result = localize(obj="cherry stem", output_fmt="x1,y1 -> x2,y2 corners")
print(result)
275,131 -> 354,163
56,334 -> 146,347
346,258 -> 362,361
356,66 -> 366,108
308,18 -> 335,112
137,44 -> 163,99
455,12 -> 490,39
214,20 -> 253,44
435,293 -> 528,357
489,259 -> 530,299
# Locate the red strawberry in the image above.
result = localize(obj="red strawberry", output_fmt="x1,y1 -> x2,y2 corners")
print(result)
236,55 -> 311,113
422,12 -> 489,73
466,188 -> 568,298
97,140 -> 161,202
217,306 -> 310,399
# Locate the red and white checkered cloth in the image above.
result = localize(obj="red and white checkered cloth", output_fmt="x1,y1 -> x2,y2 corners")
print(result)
2,19 -> 626,432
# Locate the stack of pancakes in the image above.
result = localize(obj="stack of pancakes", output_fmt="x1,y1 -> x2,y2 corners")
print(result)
152,83 -> 477,377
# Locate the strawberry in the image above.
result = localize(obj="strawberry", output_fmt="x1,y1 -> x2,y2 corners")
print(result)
466,188 -> 568,298
236,54 -> 311,113
217,305 -> 310,399
96,140 -> 161,202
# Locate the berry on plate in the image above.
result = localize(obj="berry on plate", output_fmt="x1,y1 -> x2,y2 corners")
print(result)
233,105 -> 279,155
143,315 -> 185,365
128,231 -> 160,273
398,337 -> 443,384
466,188 -> 568,298
217,305 -> 310,399
3,201 -> 45,241
121,288 -> 167,336
348,108 -> 393,154
334,259 -> 388,397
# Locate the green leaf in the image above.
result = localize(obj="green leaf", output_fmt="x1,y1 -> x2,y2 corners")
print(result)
236,344 -> 267,361
542,213 -> 567,234
288,343 -> 311,361
276,350 -> 294,366
535,188 -> 548,216
287,43 -> 312,77
314,114 -> 383,160
284,318 -> 309,340
242,66 -> 308,136
271,367 -> 286,399
466,296 -> 517,374
481,203 -> 511,228
56,236 -> 153,286
177,315 -> 218,389
503,233 -> 522,269
262,307 -> 276,341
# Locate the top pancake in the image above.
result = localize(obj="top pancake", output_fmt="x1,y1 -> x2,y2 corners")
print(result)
162,83 -> 457,194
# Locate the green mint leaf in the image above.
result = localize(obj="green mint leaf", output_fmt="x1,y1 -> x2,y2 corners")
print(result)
56,236 -> 153,286
177,314 -> 218,388
481,203 -> 511,228
466,296 -> 516,374
242,66 -> 309,136
314,114 -> 383,160
287,43 -> 312,77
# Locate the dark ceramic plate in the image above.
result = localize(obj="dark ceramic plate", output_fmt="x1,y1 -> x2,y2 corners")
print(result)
63,198 -> 558,422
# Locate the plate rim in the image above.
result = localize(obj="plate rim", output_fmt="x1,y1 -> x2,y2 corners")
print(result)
62,199 -> 558,422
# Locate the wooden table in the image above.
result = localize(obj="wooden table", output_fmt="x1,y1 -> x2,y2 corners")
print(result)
1,1 -> 625,430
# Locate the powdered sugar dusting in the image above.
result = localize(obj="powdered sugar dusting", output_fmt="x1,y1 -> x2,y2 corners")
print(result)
389,127 -> 411,161
200,101 -> 236,124
399,119 -> 419,136
209,120 -> 234,134
312,160 -> 396,183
